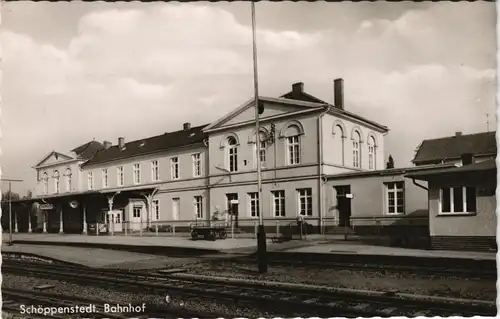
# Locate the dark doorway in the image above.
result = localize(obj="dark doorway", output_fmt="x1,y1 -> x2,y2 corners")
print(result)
226,193 -> 239,227
335,185 -> 352,227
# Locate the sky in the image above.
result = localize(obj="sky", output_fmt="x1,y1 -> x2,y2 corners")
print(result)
1,1 -> 497,196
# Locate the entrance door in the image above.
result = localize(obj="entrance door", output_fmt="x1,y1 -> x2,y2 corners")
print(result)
226,193 -> 239,227
172,198 -> 180,221
335,185 -> 352,227
131,205 -> 143,231
108,210 -> 123,233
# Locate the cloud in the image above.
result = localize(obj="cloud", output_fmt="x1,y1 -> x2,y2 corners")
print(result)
1,2 -> 496,193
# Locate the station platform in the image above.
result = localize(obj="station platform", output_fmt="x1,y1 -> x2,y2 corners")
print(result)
2,233 -> 260,255
3,233 -> 496,263
285,241 -> 496,261
1,244 -> 201,269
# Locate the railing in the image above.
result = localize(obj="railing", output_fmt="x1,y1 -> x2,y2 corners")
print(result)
84,217 -> 340,238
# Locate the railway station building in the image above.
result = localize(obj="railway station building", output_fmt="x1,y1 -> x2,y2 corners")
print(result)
7,79 -> 393,235
3,79 -> 496,251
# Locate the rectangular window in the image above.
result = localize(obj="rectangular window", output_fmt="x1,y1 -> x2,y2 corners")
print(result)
192,153 -> 201,177
133,164 -> 141,184
54,177 -> 60,194
43,179 -> 48,195
117,166 -> 124,186
257,139 -> 266,168
151,160 -> 159,181
172,198 -> 180,220
248,192 -> 260,217
115,210 -> 122,224
88,172 -> 94,190
440,186 -> 477,214
287,136 -> 300,165
368,145 -> 375,170
133,206 -> 141,218
194,196 -> 203,219
353,141 -> 360,168
228,147 -> 238,172
386,182 -> 404,214
272,190 -> 285,217
171,157 -> 179,179
152,200 -> 160,220
66,175 -> 71,192
102,169 -> 108,188
297,188 -> 312,216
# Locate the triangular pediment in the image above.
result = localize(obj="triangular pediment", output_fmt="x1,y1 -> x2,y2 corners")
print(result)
35,151 -> 75,168
204,96 -> 325,131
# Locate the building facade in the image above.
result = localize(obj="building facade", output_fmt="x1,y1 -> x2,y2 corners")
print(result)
406,159 -> 497,252
23,79 -> 392,234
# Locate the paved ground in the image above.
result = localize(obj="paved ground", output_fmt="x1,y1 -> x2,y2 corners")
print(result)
3,233 -> 259,250
285,241 -> 496,260
1,244 -> 203,269
2,233 -> 494,265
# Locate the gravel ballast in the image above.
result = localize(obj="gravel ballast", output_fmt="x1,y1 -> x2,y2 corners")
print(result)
2,274 -> 275,318
183,260 -> 496,301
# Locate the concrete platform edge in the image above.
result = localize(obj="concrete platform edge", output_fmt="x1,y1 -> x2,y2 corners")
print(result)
9,240 -> 221,256
2,251 -> 90,268
266,251 -> 497,268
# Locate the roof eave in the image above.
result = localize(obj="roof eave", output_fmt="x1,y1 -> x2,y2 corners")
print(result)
82,141 -> 206,168
327,107 -> 388,133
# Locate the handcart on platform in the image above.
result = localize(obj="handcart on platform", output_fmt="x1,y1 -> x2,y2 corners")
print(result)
190,225 -> 228,241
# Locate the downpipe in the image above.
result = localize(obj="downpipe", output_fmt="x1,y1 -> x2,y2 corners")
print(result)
317,106 -> 329,235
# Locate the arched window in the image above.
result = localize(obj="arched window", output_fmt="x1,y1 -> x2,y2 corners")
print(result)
368,135 -> 376,170
227,136 -> 238,172
65,168 -> 72,192
352,131 -> 361,168
53,170 -> 60,193
42,172 -> 48,194
333,125 -> 345,166
285,125 -> 301,165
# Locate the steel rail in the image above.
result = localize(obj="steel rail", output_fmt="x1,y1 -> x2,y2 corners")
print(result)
3,261 -> 496,317
231,257 -> 497,280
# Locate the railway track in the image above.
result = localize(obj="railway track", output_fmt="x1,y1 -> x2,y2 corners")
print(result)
3,250 -> 495,279
3,259 -> 496,317
232,257 -> 497,280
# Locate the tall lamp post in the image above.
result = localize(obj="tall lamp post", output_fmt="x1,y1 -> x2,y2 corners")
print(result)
251,0 -> 267,274
1,178 -> 24,246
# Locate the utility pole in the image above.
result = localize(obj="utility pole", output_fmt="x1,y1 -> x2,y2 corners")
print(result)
1,178 -> 24,246
251,0 -> 267,274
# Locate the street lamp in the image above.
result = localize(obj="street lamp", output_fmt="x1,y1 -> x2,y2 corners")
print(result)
1,178 -> 24,246
250,0 -> 267,274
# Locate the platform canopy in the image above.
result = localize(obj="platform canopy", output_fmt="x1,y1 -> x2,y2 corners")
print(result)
405,159 -> 496,181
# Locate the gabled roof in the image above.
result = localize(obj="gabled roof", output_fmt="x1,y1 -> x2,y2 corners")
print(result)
406,159 -> 496,180
278,83 -> 388,132
203,96 -> 326,132
412,131 -> 497,164
34,140 -> 104,168
280,89 -> 328,104
34,151 -> 74,168
83,124 -> 209,167
327,105 -> 388,132
72,140 -> 105,160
